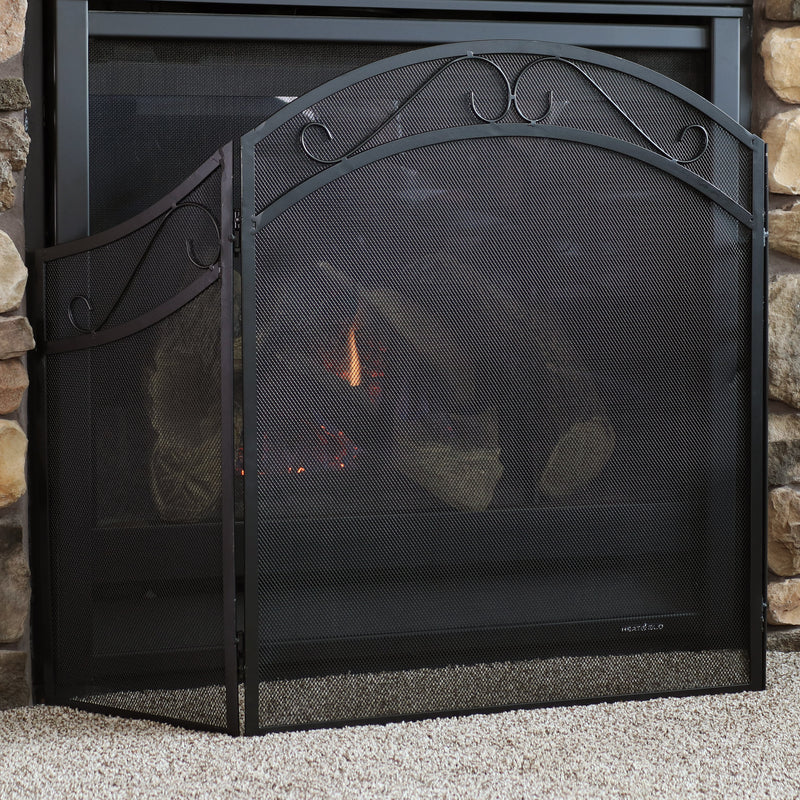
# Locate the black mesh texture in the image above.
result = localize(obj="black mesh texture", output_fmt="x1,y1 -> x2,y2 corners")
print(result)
253,54 -> 751,216
257,649 -> 749,730
605,48 -> 707,97
250,135 -> 752,730
43,165 -> 229,731
88,38 -> 417,232
88,39 -> 716,233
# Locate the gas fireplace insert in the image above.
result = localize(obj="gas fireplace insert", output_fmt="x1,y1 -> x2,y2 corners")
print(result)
31,4 -> 765,736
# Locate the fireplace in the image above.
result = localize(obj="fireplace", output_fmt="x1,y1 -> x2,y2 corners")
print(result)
31,3 -> 765,736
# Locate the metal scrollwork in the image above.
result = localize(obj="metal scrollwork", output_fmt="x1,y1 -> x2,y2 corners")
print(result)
511,57 -> 709,165
68,201 -> 221,334
299,52 -> 710,167
300,54 -> 512,164
67,295 -> 93,334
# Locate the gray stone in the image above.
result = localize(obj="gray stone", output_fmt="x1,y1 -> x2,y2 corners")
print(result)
768,624 -> 800,650
0,420 -> 25,508
0,315 -> 33,359
0,525 -> 28,643
0,117 -> 29,172
769,275 -> 800,407
0,78 -> 29,111
763,111 -> 800,194
0,0 -> 26,64
0,157 -> 15,210
0,650 -> 27,709
769,486 -> 800,576
766,1 -> 800,21
0,229 -> 26,313
769,412 -> 800,485
0,357 -> 26,414
767,575 -> 800,625
769,203 -> 800,261
0,502 -> 22,528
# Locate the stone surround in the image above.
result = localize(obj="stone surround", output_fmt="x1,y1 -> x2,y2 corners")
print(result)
758,0 -> 800,628
0,0 -> 31,710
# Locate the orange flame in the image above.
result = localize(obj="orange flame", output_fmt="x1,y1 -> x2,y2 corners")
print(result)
345,323 -> 361,387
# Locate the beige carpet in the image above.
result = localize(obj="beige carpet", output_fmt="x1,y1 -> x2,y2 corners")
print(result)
1,652 -> 799,799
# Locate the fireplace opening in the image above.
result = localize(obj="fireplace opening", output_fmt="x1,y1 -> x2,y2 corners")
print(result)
33,4 -> 764,737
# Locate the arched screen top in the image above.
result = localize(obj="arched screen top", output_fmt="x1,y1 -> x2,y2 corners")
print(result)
242,40 -> 763,221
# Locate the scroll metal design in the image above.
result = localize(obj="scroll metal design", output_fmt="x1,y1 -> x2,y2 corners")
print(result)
68,201 -> 221,334
300,53 -> 710,167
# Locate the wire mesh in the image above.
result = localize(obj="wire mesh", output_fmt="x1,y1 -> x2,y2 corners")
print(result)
249,130 -> 754,732
42,159 -> 232,732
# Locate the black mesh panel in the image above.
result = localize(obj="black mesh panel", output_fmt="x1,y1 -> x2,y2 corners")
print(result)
42,159 -> 231,731
250,134 -> 752,731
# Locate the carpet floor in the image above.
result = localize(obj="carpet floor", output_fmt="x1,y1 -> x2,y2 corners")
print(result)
1,652 -> 799,800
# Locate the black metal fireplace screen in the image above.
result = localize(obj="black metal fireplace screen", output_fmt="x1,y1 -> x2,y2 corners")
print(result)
35,41 -> 766,735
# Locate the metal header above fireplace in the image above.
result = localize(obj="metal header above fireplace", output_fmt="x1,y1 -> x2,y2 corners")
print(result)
36,0 -> 753,250
30,4 -> 765,737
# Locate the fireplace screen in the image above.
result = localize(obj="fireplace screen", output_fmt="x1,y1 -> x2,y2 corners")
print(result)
37,41 -> 766,736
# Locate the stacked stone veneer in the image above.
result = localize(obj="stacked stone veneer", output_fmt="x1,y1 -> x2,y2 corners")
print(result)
757,0 -> 800,626
0,0 -> 32,709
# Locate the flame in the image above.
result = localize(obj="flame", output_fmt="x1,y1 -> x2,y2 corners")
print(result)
345,323 -> 361,387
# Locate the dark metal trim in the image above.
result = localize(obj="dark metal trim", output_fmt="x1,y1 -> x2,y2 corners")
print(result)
219,142 -> 240,735
44,266 -> 220,355
241,131 -> 261,737
254,124 -> 755,233
739,7 -> 753,130
241,40 -> 756,157
104,0 -> 749,12
29,248 -> 56,703
749,138 -> 767,691
55,0 -> 89,243
23,0 -> 49,252
710,16 -> 741,122
88,12 -> 708,50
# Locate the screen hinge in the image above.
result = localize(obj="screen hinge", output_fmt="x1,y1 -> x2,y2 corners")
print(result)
235,629 -> 245,682
232,210 -> 242,257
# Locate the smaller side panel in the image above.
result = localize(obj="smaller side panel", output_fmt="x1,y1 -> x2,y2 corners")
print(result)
39,150 -> 235,733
